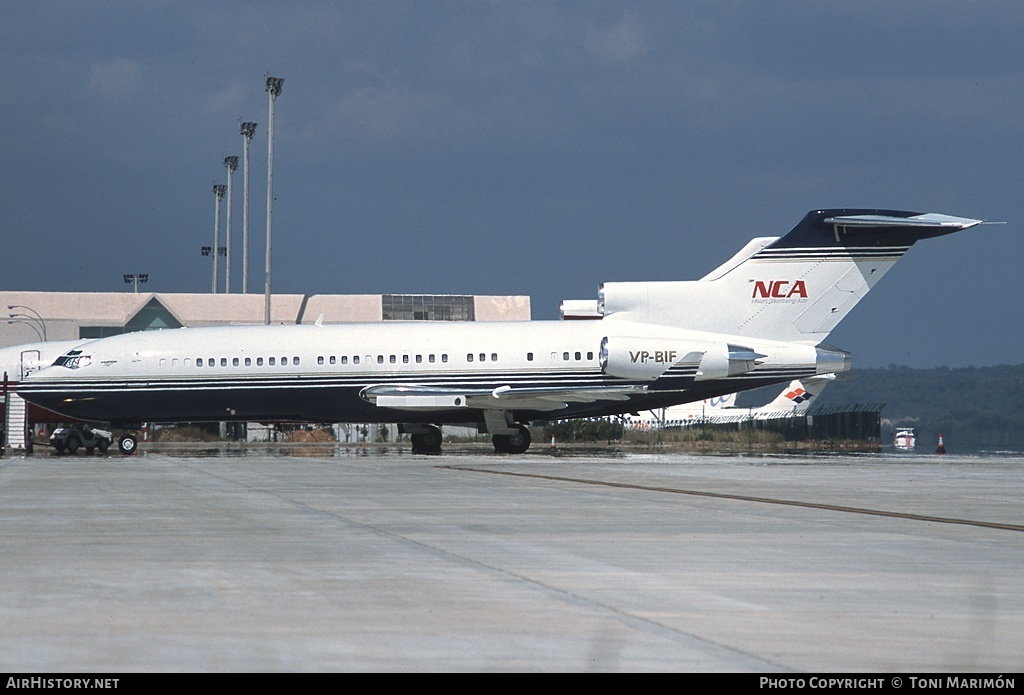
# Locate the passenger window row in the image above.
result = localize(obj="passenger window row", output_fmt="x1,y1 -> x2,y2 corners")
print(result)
179,349 -> 593,369
317,353 -> 451,366
526,351 -> 594,362
196,356 -> 300,368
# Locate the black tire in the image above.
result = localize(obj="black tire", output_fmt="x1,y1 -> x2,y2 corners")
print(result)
412,426 -> 443,454
420,426 -> 442,452
492,434 -> 509,453
65,435 -> 81,455
505,426 -> 531,455
118,435 -> 138,455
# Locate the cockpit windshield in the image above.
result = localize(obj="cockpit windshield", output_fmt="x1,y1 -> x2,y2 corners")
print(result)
53,349 -> 92,370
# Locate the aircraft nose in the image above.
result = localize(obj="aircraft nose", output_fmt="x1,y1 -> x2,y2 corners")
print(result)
22,364 -> 59,381
16,365 -> 66,405
17,374 -> 96,425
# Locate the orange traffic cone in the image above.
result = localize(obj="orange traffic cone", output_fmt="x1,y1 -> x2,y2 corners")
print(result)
936,433 -> 946,455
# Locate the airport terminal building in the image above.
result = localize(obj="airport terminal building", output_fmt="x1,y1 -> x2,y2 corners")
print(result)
2,290 -> 531,449
1,291 -> 531,348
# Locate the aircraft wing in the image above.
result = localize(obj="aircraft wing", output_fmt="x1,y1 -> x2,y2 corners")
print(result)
359,383 -> 644,412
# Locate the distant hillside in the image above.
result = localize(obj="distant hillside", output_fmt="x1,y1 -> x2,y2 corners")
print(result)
737,364 -> 1024,452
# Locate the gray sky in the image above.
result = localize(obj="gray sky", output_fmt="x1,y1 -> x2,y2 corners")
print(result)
2,1 -> 1021,368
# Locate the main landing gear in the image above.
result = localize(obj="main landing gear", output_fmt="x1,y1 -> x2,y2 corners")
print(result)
400,422 -> 533,454
404,424 -> 443,454
492,425 -> 531,455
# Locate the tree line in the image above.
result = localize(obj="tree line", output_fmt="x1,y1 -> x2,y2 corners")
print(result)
738,363 -> 1024,452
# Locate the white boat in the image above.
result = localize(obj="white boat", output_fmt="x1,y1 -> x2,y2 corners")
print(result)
894,427 -> 916,450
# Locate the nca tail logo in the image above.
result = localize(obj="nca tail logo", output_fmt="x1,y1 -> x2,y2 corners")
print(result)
751,280 -> 808,303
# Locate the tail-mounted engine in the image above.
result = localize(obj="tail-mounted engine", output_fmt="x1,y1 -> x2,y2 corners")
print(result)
598,336 -> 702,381
599,336 -> 769,382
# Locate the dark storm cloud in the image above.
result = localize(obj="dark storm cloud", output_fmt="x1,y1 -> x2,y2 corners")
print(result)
1,1 -> 1021,367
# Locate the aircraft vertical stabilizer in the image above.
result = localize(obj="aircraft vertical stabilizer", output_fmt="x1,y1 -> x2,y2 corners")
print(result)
599,210 -> 981,344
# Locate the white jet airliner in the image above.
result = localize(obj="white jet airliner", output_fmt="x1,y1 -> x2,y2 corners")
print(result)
18,209 -> 981,454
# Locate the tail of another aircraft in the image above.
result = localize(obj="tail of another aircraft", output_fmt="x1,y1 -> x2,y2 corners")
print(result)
599,210 -> 981,344
755,374 -> 834,417
627,373 -> 835,428
678,375 -> 830,414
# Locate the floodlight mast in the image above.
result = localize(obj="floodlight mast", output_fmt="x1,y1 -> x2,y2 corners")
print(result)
265,76 -> 283,325
224,156 -> 239,294
212,184 -> 226,293
240,121 -> 258,294
123,273 -> 148,293
200,243 -> 212,289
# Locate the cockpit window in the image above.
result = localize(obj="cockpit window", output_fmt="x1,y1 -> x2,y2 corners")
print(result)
53,350 -> 92,370
52,349 -> 81,365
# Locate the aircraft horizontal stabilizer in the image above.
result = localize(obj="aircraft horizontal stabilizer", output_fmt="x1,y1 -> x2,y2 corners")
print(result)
822,213 -> 981,231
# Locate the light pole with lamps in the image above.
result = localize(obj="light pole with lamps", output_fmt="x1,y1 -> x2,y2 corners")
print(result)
123,273 -> 149,293
212,183 -> 226,293
7,305 -> 47,341
6,318 -> 42,341
240,121 -> 257,294
264,76 -> 284,324
224,156 -> 238,294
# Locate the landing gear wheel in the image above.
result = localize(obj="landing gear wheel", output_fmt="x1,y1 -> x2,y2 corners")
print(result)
411,426 -> 443,454
493,426 -> 531,454
492,434 -> 509,453
118,434 -> 138,455
506,425 -> 531,455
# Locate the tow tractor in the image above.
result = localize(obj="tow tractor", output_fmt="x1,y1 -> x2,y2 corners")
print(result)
48,426 -> 138,455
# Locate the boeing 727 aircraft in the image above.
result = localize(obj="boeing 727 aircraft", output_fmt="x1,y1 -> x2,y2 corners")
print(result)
18,209 -> 981,454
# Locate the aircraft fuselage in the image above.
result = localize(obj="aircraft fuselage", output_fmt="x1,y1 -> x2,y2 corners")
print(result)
18,319 -> 837,427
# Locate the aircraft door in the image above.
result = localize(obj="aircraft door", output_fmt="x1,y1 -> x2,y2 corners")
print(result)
19,350 -> 42,381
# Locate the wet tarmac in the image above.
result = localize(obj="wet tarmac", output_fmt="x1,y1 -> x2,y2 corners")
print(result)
1,446 -> 1021,672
